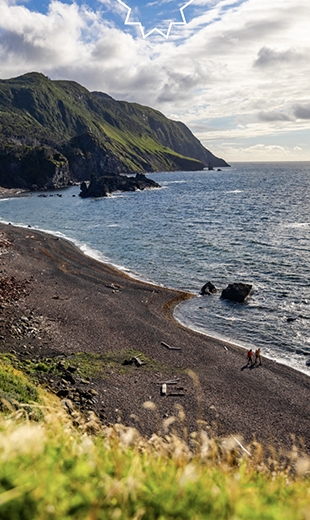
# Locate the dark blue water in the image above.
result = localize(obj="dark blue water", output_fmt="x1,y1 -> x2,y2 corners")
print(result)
0,162 -> 309,374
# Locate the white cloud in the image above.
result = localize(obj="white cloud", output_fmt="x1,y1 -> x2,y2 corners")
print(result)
215,143 -> 309,162
0,0 -> 309,161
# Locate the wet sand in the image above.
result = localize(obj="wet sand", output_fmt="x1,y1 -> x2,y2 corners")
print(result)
0,222 -> 309,452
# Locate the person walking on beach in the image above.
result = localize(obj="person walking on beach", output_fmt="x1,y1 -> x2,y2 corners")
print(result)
247,349 -> 253,366
255,348 -> 262,365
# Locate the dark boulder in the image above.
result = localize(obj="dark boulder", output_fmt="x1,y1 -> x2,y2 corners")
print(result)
200,281 -> 217,295
221,283 -> 253,303
80,181 -> 88,194
79,172 -> 160,198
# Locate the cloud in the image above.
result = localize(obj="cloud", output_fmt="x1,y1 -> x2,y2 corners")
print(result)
253,46 -> 307,68
0,1 -> 93,69
215,143 -> 299,162
293,104 -> 310,120
156,65 -> 212,103
258,111 -> 292,122
0,0 -> 309,160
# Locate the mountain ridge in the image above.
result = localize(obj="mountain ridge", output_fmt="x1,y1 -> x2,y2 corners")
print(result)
0,72 -> 229,190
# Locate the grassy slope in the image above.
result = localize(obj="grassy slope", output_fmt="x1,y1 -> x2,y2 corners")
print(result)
0,73 -> 210,174
0,355 -> 310,520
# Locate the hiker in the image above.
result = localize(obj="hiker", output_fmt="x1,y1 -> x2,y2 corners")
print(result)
255,348 -> 262,365
247,349 -> 253,366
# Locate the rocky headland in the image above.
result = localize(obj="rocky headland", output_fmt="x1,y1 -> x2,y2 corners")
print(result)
0,72 -> 229,192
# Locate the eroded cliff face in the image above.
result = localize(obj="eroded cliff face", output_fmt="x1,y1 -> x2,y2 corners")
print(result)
0,143 -> 71,190
63,133 -> 128,182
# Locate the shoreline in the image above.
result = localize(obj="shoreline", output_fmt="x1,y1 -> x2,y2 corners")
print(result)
1,178 -> 309,379
174,309 -> 310,379
1,221 -> 310,452
6,217 -> 309,380
0,187 -> 28,199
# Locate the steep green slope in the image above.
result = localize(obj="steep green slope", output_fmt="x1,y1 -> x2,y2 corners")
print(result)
0,72 -> 228,190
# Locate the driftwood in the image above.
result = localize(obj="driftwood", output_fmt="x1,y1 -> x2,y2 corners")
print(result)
123,356 -> 146,367
161,341 -> 181,351
160,379 -> 185,396
133,356 -> 145,367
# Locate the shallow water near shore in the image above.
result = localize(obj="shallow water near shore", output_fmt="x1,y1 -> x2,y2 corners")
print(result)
0,162 -> 309,375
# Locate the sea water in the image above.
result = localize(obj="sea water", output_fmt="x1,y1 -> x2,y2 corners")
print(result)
0,162 -> 309,375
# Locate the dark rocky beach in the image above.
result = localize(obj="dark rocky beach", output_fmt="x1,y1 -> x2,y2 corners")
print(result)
0,221 -> 310,453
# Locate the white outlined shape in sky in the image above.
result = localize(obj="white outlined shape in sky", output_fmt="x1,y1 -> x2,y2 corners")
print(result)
116,0 -> 194,38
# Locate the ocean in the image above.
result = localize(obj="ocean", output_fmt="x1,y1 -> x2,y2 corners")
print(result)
0,162 -> 309,375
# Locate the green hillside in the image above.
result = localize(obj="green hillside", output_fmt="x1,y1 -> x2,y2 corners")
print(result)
0,72 -> 228,190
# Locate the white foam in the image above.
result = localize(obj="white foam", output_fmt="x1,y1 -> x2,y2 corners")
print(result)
282,222 -> 309,228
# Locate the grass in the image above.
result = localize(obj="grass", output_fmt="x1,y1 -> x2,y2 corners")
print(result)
0,356 -> 42,419
9,348 -> 178,382
0,357 -> 310,519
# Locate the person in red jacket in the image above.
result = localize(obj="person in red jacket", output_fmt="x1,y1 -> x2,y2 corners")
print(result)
247,349 -> 253,366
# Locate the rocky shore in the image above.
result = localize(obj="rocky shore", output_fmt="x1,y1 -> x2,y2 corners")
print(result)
0,222 -> 310,452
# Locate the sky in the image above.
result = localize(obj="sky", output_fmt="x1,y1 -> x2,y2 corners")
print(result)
0,0 -> 309,162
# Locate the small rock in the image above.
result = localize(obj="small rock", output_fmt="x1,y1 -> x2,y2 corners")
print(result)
57,389 -> 69,398
200,281 -> 217,295
61,399 -> 74,413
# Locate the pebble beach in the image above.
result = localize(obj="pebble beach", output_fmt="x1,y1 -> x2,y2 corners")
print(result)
0,221 -> 310,452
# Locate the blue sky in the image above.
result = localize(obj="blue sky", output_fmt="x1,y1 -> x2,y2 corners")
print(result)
25,0 -> 218,37
0,0 -> 309,161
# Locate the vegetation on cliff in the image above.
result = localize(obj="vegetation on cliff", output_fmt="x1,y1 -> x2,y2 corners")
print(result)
0,72 -> 229,190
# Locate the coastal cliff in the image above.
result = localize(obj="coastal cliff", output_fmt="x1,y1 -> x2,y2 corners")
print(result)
0,72 -> 229,190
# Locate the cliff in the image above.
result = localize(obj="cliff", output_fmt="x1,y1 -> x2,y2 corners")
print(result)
0,72 -> 229,190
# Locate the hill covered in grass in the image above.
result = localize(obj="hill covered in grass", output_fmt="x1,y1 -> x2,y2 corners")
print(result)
0,72 -> 229,190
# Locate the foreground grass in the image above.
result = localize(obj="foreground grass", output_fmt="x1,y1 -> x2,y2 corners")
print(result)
0,359 -> 310,519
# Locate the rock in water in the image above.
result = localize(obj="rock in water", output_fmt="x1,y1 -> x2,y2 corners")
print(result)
221,283 -> 253,303
200,281 -> 217,295
79,173 -> 160,198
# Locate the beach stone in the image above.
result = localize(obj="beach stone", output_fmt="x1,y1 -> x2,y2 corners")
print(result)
200,281 -> 217,295
57,389 -> 69,398
221,282 -> 253,303
61,398 -> 74,413
62,371 -> 76,384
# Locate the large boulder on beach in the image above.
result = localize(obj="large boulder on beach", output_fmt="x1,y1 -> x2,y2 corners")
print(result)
221,283 -> 253,303
200,281 -> 217,295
